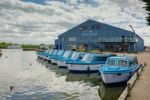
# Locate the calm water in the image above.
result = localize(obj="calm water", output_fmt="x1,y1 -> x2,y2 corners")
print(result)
0,49 -> 125,100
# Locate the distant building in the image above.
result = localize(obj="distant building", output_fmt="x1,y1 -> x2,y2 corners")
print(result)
55,19 -> 144,52
7,44 -> 21,49
40,44 -> 49,50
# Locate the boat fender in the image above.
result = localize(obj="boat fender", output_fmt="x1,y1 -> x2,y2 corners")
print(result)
117,73 -> 122,76
87,67 -> 90,72
98,72 -> 101,76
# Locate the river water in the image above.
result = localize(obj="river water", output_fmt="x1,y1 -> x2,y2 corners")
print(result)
0,49 -> 125,100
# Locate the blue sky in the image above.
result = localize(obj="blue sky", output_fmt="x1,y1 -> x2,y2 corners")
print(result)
0,0 -> 150,45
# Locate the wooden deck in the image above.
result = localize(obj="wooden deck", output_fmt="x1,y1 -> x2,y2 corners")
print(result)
114,52 -> 150,100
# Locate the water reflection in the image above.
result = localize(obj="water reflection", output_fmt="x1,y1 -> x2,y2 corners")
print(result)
98,82 -> 126,100
66,73 -> 100,86
0,49 -> 102,100
37,57 -> 126,100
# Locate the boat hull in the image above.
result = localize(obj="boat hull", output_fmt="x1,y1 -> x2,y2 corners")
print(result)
67,64 -> 101,73
101,72 -> 131,84
57,61 -> 68,68
51,59 -> 57,65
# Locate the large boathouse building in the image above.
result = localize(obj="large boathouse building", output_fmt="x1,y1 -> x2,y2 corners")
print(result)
55,19 -> 144,52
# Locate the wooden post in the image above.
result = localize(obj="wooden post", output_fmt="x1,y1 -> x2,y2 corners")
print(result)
144,61 -> 147,66
137,71 -> 140,77
141,65 -> 143,71
127,82 -> 131,96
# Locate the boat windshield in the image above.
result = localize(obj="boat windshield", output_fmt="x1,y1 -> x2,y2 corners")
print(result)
52,50 -> 57,55
82,54 -> 93,62
63,51 -> 71,58
57,51 -> 63,56
71,52 -> 79,60
48,50 -> 53,54
106,59 -> 116,66
118,60 -> 128,67
45,50 -> 49,53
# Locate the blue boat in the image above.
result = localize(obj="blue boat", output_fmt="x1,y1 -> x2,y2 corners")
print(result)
67,53 -> 116,73
56,51 -> 84,68
37,49 -> 53,59
45,49 -> 58,61
99,56 -> 142,84
50,50 -> 65,64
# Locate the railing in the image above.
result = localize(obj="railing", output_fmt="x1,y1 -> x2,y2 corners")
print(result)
79,38 -> 138,43
99,38 -> 138,42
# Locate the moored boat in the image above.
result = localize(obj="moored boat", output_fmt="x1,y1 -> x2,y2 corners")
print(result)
67,53 -> 116,73
99,56 -> 142,84
37,49 -> 52,59
45,49 -> 58,61
58,51 -> 85,68
55,50 -> 74,68
50,50 -> 65,65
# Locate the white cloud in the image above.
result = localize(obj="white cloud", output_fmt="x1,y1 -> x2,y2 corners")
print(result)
0,0 -> 150,45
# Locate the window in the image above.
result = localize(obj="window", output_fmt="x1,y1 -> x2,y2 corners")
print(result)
79,26 -> 88,31
68,37 -> 77,42
52,50 -> 57,55
118,60 -> 128,67
71,52 -> 79,60
129,59 -> 138,67
63,51 -> 71,58
82,54 -> 93,62
107,59 -> 116,66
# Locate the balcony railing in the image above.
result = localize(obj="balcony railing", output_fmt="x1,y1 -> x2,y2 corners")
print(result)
79,38 -> 138,43
99,38 -> 138,42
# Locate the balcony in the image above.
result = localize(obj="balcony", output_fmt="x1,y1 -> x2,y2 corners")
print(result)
78,37 -> 138,43
98,38 -> 138,42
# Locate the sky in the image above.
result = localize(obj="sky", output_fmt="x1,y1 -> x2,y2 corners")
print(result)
0,0 -> 150,45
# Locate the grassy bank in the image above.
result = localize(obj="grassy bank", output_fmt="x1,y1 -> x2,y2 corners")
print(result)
21,44 -> 40,49
0,42 -> 13,49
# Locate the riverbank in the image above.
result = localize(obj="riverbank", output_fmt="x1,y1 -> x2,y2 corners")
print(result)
126,52 -> 150,100
101,51 -> 150,100
22,48 -> 46,52
0,49 -> 2,55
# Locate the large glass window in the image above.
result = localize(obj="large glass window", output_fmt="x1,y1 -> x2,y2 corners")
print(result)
68,37 -> 77,42
118,60 -> 128,67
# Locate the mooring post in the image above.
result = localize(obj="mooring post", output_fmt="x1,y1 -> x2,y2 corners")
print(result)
141,64 -> 144,71
136,71 -> 139,78
127,82 -> 131,96
144,61 -> 147,66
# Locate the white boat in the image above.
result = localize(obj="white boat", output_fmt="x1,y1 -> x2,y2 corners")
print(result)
41,49 -> 54,60
56,50 -> 73,68
50,50 -> 65,65
45,49 -> 58,61
37,49 -> 51,59
67,54 -> 116,73
99,56 -> 142,84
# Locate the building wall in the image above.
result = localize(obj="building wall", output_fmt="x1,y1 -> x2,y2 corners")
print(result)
55,19 -> 144,52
